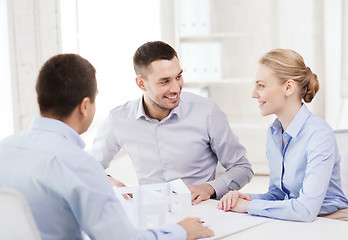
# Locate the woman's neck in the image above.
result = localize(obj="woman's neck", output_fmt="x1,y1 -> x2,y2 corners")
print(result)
277,101 -> 303,131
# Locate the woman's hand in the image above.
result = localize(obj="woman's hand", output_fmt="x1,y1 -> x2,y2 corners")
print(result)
217,190 -> 251,212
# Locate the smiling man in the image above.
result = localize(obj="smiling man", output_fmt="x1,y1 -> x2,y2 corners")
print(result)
90,41 -> 253,204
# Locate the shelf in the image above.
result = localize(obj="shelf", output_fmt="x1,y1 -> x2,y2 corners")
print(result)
173,0 -> 276,168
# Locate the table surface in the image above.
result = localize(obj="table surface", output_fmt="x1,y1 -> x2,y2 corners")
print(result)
196,200 -> 348,240
222,217 -> 348,240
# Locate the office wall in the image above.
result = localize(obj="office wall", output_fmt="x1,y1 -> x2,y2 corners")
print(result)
6,0 -> 347,134
276,0 -> 325,118
164,0 -> 329,172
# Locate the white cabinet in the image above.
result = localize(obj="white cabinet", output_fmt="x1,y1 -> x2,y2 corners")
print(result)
173,0 -> 278,174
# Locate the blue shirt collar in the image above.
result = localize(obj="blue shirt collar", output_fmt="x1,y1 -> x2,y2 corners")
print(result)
30,117 -> 85,149
271,118 -> 282,135
135,95 -> 181,121
271,104 -> 311,138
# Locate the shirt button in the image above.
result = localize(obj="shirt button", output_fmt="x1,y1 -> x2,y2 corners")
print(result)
164,164 -> 168,168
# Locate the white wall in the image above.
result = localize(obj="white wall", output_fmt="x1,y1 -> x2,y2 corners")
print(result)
276,0 -> 325,118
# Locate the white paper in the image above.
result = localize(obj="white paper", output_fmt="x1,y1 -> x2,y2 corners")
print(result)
114,181 -> 271,238
190,200 -> 272,239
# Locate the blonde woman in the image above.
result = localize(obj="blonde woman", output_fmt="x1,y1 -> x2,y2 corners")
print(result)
218,49 -> 348,222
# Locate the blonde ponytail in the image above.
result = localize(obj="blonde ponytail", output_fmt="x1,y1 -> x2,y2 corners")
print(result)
302,67 -> 319,103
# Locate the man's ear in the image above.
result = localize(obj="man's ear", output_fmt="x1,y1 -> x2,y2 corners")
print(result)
79,97 -> 90,117
285,79 -> 296,96
136,75 -> 146,91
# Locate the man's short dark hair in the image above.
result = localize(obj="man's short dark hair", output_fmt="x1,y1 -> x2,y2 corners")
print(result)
133,41 -> 178,76
36,54 -> 97,118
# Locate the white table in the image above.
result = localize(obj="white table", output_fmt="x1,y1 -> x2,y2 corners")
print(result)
194,200 -> 348,240
222,217 -> 348,240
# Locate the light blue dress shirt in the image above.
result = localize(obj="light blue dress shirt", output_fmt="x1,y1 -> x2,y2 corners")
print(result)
0,117 -> 186,240
248,104 -> 348,222
90,92 -> 253,199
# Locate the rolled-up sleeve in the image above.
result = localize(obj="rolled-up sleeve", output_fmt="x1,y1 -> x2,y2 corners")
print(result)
207,103 -> 253,199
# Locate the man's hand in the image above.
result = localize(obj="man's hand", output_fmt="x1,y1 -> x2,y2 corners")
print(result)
187,183 -> 215,205
177,217 -> 214,240
107,175 -> 132,200
108,175 -> 127,187
217,190 -> 251,212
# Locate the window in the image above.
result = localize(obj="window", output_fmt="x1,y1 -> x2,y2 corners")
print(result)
60,0 -> 161,148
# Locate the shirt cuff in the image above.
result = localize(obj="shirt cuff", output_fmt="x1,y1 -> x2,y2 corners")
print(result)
207,180 -> 223,199
247,199 -> 267,216
249,193 -> 263,200
208,179 -> 240,199
160,223 -> 187,240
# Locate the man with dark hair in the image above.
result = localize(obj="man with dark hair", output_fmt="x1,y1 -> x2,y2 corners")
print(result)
0,54 -> 213,240
90,41 -> 253,204
36,54 -> 97,119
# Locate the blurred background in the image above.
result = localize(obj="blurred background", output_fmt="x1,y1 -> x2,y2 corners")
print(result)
1,0 -> 347,183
